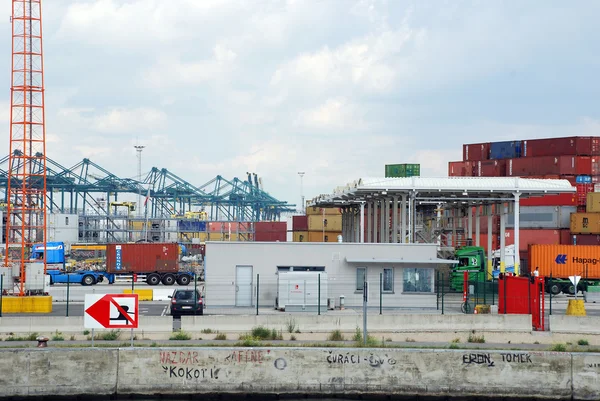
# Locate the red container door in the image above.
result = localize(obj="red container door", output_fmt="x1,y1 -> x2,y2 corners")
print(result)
292,215 -> 308,231
576,156 -> 592,175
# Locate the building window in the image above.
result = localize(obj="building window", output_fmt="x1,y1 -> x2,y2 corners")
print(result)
383,268 -> 394,292
277,266 -> 325,272
356,267 -> 366,291
403,268 -> 433,293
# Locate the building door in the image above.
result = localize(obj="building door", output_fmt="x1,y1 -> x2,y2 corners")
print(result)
235,265 -> 253,307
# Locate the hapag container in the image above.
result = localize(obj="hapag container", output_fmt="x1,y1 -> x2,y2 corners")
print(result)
520,193 -> 576,207
106,243 -> 179,274
308,215 -> 342,232
570,213 -> 600,234
476,160 -> 506,177
528,244 -> 600,279
306,206 -> 342,216
570,234 -> 600,246
308,231 -> 342,242
463,143 -> 490,161
292,215 -> 308,231
293,231 -> 308,242
587,193 -> 600,213
490,141 -> 521,160
506,206 -> 575,229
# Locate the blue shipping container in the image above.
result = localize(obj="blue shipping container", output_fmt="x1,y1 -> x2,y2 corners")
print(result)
576,175 -> 593,184
490,141 -> 522,160
177,220 -> 207,232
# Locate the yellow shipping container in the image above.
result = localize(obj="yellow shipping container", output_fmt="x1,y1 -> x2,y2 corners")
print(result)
570,213 -> 600,234
129,221 -> 149,230
586,193 -> 600,213
308,215 -> 342,232
293,231 -> 308,242
308,231 -> 342,242
306,206 -> 342,216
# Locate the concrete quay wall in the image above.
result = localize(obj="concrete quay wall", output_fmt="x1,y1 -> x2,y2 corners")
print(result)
0,347 -> 598,400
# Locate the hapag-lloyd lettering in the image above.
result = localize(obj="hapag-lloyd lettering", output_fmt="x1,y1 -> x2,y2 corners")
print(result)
572,257 -> 599,265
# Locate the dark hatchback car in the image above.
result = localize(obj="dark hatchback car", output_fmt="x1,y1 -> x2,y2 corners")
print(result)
169,289 -> 204,317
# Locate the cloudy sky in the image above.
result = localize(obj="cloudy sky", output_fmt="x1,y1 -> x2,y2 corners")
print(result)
1,0 -> 599,209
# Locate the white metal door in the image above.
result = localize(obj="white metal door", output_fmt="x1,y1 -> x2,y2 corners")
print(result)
235,265 -> 253,307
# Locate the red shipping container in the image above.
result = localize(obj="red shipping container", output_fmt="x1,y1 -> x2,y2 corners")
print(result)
463,143 -> 490,161
292,215 -> 308,231
476,160 -> 506,177
106,243 -> 179,274
593,157 -> 600,175
561,175 -> 577,186
254,231 -> 287,242
570,234 -> 600,246
504,229 -> 564,251
522,136 -> 600,157
448,161 -> 473,177
209,222 -> 222,233
576,156 -> 592,175
254,221 -> 287,233
510,156 -> 578,176
576,183 -> 594,205
520,193 -> 576,206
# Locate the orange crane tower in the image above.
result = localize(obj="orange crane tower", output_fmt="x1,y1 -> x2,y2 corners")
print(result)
4,0 -> 47,296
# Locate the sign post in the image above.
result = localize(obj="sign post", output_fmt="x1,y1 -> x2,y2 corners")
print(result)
363,280 -> 368,346
85,294 -> 139,347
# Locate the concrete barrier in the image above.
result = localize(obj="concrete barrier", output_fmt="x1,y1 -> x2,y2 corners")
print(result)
0,296 -> 52,313
153,288 -> 175,301
0,316 -> 173,335
0,347 -> 596,399
550,315 -> 600,333
181,313 -> 533,333
123,289 -> 153,301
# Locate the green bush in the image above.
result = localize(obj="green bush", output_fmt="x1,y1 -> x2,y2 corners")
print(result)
449,343 -> 459,349
83,330 -> 90,335
467,334 -> 485,344
236,337 -> 261,347
551,343 -> 567,352
286,318 -> 297,333
95,330 -> 121,341
327,330 -> 344,341
215,333 -> 227,340
290,334 -> 297,341
251,326 -> 272,340
52,331 -> 65,341
201,328 -> 213,334
578,339 -> 589,346
169,331 -> 192,341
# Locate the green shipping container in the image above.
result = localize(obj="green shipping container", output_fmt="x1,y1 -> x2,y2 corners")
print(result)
385,163 -> 420,178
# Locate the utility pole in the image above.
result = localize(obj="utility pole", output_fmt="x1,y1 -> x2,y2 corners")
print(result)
134,144 -> 145,217
298,172 -> 305,213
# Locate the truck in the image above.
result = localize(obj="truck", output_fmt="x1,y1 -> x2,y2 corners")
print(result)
102,242 -> 195,286
528,244 -> 600,295
449,245 -> 516,292
30,242 -> 106,286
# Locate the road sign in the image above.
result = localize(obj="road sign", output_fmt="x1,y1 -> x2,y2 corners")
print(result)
569,275 -> 581,287
84,293 -> 139,329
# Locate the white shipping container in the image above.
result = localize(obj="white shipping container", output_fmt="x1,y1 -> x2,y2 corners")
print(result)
277,272 -> 328,312
0,267 -> 11,290
25,262 -> 45,291
47,213 -> 78,229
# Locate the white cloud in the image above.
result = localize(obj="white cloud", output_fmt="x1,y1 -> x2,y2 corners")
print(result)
296,98 -> 367,131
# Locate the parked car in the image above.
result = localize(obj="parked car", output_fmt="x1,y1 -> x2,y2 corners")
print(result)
169,289 -> 204,317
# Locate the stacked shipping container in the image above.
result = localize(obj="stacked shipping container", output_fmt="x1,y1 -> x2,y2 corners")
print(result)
292,206 -> 342,242
385,163 -> 421,178
452,136 -> 600,250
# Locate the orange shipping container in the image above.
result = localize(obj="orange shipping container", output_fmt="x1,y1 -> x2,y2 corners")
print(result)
307,215 -> 342,232
586,193 -> 600,213
308,231 -> 341,242
570,213 -> 600,234
293,231 -> 308,242
306,206 -> 342,216
528,244 -> 600,279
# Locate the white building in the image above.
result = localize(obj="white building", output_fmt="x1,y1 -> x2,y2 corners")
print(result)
205,242 -> 456,309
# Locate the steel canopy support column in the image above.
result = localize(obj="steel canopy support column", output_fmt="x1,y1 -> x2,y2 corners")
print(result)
367,202 -> 372,243
513,193 -> 521,276
380,198 -> 385,243
360,202 -> 365,243
373,201 -> 379,243
487,206 -> 493,280
500,203 -> 506,274
355,207 -> 360,243
467,206 -> 473,241
392,196 -> 399,243
475,205 -> 481,247
401,194 -> 407,243
383,198 -> 389,243
407,193 -> 413,244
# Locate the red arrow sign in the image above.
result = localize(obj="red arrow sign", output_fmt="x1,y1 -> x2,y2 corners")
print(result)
85,294 -> 139,329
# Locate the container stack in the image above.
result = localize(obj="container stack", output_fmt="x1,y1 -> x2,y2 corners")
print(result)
449,136 -> 600,254
385,163 -> 420,178
569,193 -> 600,245
253,222 -> 287,242
292,206 -> 342,242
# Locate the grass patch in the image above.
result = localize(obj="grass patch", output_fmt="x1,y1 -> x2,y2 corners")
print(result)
169,331 -> 192,341
351,327 -> 378,347
5,332 -> 39,342
467,334 -> 485,344
290,334 -> 296,341
94,330 -> 121,341
214,333 -> 227,341
550,343 -> 567,352
386,337 -> 392,342
578,339 -> 589,346
201,329 -> 214,334
249,326 -> 282,340
405,337 -> 416,343
52,331 -> 65,341
449,343 -> 460,349
285,317 -> 297,334
327,330 -> 345,341
69,335 -> 76,341
83,330 -> 90,335
235,337 -> 262,347
451,338 -> 461,343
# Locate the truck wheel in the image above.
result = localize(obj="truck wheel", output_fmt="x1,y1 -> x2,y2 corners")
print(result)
564,285 -> 576,295
176,275 -> 191,286
82,275 -> 96,286
146,274 -> 160,286
548,283 -> 562,296
162,274 -> 176,286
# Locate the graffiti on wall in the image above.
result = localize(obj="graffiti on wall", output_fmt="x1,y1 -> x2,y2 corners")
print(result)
325,350 -> 397,367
